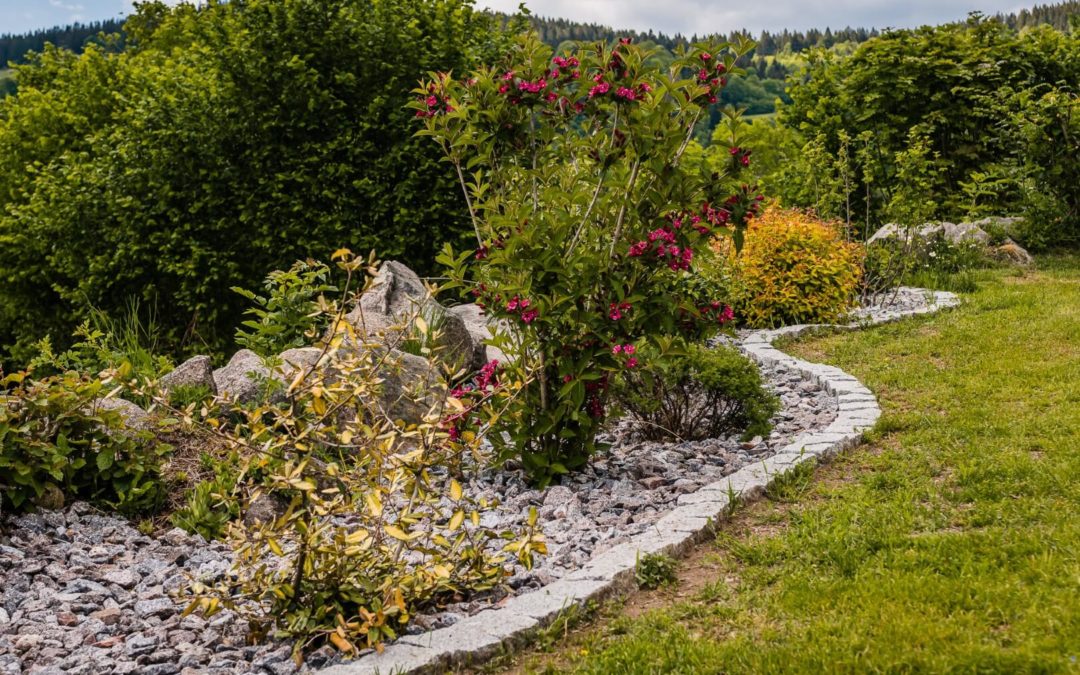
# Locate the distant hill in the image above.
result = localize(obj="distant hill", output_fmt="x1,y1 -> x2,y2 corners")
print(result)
517,1 -> 1080,55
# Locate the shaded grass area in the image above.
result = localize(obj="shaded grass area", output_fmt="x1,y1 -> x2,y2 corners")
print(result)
501,256 -> 1080,674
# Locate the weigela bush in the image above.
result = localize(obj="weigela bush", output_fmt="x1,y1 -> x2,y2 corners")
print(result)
713,206 -> 863,328
416,33 -> 761,486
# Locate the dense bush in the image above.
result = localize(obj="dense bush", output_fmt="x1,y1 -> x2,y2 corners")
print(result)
181,251 -> 545,656
714,206 -> 863,328
0,0 -> 514,365
768,18 -> 1080,245
424,34 -> 760,485
615,344 -> 778,442
1013,88 -> 1080,249
0,371 -> 169,513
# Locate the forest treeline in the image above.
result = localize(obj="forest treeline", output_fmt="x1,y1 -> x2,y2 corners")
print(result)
0,19 -> 124,65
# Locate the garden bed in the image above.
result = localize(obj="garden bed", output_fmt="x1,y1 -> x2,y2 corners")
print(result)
0,288 -> 957,675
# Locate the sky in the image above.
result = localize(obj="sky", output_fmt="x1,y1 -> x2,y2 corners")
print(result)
2,0 -> 1032,37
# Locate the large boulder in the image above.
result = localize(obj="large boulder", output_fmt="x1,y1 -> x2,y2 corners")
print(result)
344,261 -> 475,373
867,220 -> 997,247
93,397 -> 153,432
371,348 -> 444,424
449,303 -> 510,365
213,349 -> 273,404
930,221 -> 990,245
992,238 -> 1035,267
159,355 -> 217,396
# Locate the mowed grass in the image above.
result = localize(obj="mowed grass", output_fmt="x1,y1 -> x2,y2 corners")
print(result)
509,256 -> 1080,674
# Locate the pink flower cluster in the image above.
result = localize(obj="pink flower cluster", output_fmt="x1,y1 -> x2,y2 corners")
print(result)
700,301 -> 735,325
608,301 -> 632,320
730,146 -> 752,167
507,295 -> 539,324
415,86 -> 453,118
694,52 -> 729,104
611,343 -> 639,368
445,360 -> 501,440
626,226 -> 694,270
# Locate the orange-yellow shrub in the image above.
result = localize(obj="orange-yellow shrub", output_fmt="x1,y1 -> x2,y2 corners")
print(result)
712,206 -> 864,328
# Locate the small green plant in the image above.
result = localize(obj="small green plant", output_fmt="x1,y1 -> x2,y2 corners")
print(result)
28,300 -> 173,382
233,259 -> 337,357
615,343 -> 779,442
765,458 -> 816,502
635,552 -> 678,589
171,455 -> 244,540
0,370 -> 170,514
167,384 -> 215,410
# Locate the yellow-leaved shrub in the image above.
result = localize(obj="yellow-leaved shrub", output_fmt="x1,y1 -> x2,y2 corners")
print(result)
713,206 -> 864,328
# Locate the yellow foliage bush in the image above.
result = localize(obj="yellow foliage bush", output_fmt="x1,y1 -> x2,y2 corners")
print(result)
712,206 -> 864,328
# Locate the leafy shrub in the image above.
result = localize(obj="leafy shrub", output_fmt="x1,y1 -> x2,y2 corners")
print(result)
715,206 -> 863,328
0,371 -> 169,514
615,343 -> 778,442
0,0 -> 515,364
180,251 -> 545,657
233,259 -> 336,357
1013,88 -> 1080,249
635,552 -> 678,589
425,33 -> 760,486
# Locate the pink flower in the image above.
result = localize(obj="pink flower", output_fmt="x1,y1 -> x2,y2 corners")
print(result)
521,309 -> 539,324
588,82 -> 611,98
609,305 -> 622,321
626,357 -> 638,369
616,86 -> 637,101
628,241 -> 649,257
562,374 -> 573,383
506,297 -> 520,312
701,52 -> 712,61
623,344 -> 636,355
612,344 -> 623,354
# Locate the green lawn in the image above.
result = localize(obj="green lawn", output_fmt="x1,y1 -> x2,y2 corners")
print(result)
506,255 -> 1080,674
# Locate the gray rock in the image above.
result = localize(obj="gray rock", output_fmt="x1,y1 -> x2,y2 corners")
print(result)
102,569 -> 139,589
212,349 -> 272,404
867,220 -> 991,247
91,397 -> 152,432
992,238 -> 1034,266
159,356 -> 217,396
372,348 -> 444,424
449,303 -> 510,366
134,597 -> 174,620
344,261 -> 475,373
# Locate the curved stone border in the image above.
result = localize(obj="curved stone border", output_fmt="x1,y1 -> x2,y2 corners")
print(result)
320,288 -> 960,675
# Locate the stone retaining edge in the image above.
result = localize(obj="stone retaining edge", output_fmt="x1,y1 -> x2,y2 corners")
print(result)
320,288 -> 960,675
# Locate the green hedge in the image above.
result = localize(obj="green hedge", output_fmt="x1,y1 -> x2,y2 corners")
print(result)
0,0 -> 512,364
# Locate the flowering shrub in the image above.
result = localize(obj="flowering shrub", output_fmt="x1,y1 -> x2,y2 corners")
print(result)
416,33 -> 760,485
176,251 -> 544,658
713,206 -> 863,328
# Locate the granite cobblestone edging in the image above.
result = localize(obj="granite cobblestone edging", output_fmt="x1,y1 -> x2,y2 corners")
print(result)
321,288 -> 960,675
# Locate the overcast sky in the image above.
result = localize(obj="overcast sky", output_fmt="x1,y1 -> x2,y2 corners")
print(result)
3,0 -> 1031,37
